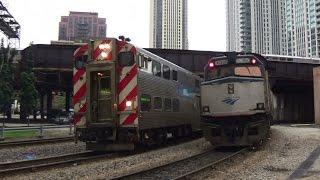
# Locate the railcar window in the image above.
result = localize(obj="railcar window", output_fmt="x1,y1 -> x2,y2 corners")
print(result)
164,98 -> 172,112
163,65 -> 171,80
138,55 -> 149,70
172,70 -> 178,81
152,61 -> 161,77
153,97 -> 163,110
235,66 -> 262,77
173,98 -> 180,112
195,79 -> 200,88
140,94 -> 151,112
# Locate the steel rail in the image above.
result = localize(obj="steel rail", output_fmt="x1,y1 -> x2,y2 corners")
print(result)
173,148 -> 248,179
112,148 -> 247,180
0,151 -> 110,177
0,137 -> 74,148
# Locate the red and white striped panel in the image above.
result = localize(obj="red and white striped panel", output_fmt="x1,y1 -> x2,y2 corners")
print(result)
73,44 -> 88,126
117,41 -> 138,126
93,39 -> 113,61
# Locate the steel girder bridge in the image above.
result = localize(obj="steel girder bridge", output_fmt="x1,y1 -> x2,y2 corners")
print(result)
0,1 -> 20,40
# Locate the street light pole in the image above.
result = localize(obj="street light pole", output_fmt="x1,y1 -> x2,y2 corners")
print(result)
0,113 -> 5,141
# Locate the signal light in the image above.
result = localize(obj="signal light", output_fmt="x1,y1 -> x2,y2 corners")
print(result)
251,59 -> 257,64
209,62 -> 215,68
99,43 -> 111,50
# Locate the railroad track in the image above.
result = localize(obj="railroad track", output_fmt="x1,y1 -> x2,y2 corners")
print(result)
113,147 -> 247,180
0,137 -> 74,148
0,151 -> 111,177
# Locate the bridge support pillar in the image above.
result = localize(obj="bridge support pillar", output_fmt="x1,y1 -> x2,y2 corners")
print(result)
40,93 -> 44,120
65,91 -> 71,112
46,90 -> 53,121
314,67 -> 320,125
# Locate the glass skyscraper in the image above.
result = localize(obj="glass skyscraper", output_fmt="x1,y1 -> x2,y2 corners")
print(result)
227,0 -> 320,57
150,0 -> 188,49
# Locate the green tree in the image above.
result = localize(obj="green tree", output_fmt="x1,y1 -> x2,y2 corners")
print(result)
19,45 -> 38,122
20,72 -> 38,120
0,43 -> 13,120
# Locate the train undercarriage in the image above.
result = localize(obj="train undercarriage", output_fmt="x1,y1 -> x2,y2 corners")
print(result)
76,124 -> 194,151
201,114 -> 270,147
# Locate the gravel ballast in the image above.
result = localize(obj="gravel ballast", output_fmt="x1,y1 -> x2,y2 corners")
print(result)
6,138 -> 212,179
195,124 -> 320,180
3,124 -> 320,179
0,142 -> 85,163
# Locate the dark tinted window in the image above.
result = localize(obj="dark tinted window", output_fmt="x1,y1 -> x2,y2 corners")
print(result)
118,52 -> 134,66
138,55 -> 149,69
172,70 -> 178,81
154,97 -> 162,110
164,98 -> 172,112
173,98 -> 180,112
152,61 -> 161,77
74,55 -> 88,70
140,94 -> 151,112
163,65 -> 170,80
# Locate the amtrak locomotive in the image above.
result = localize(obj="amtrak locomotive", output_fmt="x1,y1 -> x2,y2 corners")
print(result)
201,53 -> 271,147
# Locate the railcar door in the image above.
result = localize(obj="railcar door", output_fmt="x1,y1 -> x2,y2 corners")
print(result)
87,65 -> 116,124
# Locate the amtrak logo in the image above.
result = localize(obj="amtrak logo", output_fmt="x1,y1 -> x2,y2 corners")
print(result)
222,97 -> 240,105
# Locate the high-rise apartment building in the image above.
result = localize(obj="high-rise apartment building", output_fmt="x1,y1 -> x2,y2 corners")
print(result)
227,0 -> 320,57
58,11 -> 107,42
226,0 -> 252,52
150,0 -> 188,49
286,0 -> 318,57
251,0 -> 285,55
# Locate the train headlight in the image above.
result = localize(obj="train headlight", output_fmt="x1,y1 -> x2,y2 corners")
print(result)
101,52 -> 109,59
257,103 -> 265,110
126,100 -> 133,108
203,106 -> 210,113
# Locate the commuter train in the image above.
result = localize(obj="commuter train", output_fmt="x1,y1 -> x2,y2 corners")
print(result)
73,38 -> 201,151
201,53 -> 272,147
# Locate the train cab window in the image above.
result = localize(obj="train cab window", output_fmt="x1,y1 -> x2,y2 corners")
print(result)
118,52 -> 134,67
173,98 -> 180,112
205,66 -> 233,80
74,55 -> 88,70
235,66 -> 262,77
140,94 -> 151,112
153,97 -> 163,110
172,70 -> 178,81
152,61 -> 162,77
163,65 -> 171,80
164,98 -> 172,112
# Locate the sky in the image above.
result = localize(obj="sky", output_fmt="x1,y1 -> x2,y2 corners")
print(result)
4,0 -> 226,51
